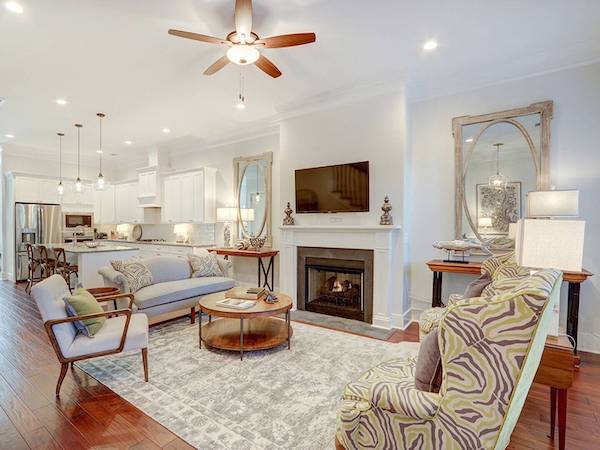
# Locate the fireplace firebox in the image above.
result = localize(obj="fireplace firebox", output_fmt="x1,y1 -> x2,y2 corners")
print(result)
297,247 -> 373,323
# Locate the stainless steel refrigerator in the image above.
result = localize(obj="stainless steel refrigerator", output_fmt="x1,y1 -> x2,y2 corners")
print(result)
15,203 -> 62,281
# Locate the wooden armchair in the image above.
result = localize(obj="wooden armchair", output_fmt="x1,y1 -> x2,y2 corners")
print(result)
31,275 -> 149,396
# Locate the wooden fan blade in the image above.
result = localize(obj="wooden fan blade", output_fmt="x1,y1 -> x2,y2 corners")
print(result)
234,0 -> 253,38
203,56 -> 230,75
255,33 -> 316,48
255,55 -> 281,78
168,29 -> 227,45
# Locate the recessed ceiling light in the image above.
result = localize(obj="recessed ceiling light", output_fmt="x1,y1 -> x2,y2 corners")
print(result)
55,98 -> 68,105
124,140 -> 133,145
423,40 -> 438,51
4,2 -> 23,14
465,138 -> 473,143
4,133 -> 15,138
162,128 -> 171,134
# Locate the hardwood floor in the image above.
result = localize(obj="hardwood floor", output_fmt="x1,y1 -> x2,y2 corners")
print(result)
1,280 -> 599,449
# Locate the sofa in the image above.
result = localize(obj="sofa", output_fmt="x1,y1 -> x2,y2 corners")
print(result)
98,255 -> 235,324
336,261 -> 562,450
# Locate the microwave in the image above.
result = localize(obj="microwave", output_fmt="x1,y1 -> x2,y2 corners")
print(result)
63,212 -> 94,229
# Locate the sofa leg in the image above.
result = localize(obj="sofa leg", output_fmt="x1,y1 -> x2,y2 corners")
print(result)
142,348 -> 149,382
335,435 -> 345,450
190,306 -> 196,324
56,363 -> 69,397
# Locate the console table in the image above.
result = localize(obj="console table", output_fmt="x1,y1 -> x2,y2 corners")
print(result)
426,259 -> 593,353
208,248 -> 279,291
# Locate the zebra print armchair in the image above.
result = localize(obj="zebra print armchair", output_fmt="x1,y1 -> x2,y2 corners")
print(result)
336,268 -> 562,450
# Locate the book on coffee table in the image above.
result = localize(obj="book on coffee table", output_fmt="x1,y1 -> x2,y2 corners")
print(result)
215,298 -> 257,310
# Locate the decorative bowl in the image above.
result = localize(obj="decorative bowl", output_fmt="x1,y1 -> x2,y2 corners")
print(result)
84,241 -> 99,248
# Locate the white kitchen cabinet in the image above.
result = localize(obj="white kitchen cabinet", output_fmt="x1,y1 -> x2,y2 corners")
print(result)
94,185 -> 116,224
115,182 -> 143,224
138,169 -> 158,198
162,169 -> 216,224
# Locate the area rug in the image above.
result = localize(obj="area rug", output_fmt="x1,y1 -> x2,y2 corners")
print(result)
76,318 -> 420,450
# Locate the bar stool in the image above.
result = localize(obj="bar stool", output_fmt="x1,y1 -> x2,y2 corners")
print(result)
52,248 -> 79,291
25,243 -> 43,294
38,245 -> 57,279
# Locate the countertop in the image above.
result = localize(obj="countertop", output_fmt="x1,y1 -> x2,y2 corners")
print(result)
101,239 -> 214,248
46,243 -> 140,254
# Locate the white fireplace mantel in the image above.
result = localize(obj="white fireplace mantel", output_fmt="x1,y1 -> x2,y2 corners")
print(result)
279,224 -> 405,329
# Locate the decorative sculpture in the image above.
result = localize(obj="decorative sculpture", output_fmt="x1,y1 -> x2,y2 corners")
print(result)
380,196 -> 393,225
283,202 -> 295,225
249,236 -> 266,251
236,238 -> 251,250
432,239 -> 492,263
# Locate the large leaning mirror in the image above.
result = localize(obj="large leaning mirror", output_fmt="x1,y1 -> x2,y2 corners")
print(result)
234,152 -> 273,245
453,101 -> 553,252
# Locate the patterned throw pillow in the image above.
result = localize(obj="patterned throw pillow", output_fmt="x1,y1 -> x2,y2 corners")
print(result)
111,259 -> 153,293
188,253 -> 223,278
63,288 -> 106,337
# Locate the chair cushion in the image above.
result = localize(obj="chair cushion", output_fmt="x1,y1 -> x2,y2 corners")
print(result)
31,275 -> 77,355
64,313 -> 148,358
188,252 -> 223,277
144,256 -> 192,284
111,259 -> 154,293
63,288 -> 106,337
134,277 -> 235,310
414,328 -> 442,393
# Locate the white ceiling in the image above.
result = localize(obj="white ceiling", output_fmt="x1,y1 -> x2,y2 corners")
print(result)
2,0 -> 600,166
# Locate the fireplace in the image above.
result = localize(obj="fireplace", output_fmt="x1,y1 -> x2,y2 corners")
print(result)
297,247 -> 373,323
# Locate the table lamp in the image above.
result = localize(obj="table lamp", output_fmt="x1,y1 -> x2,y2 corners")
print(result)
217,207 -> 238,248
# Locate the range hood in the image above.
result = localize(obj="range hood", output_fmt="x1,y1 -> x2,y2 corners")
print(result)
136,148 -> 168,208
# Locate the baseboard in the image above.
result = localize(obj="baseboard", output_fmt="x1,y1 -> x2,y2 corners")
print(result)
391,311 -> 414,330
575,331 -> 600,355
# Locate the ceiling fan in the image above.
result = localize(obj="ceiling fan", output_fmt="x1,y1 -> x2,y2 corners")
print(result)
168,0 -> 316,78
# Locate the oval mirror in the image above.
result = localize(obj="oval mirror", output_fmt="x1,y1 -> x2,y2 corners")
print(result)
237,160 -> 268,239
461,114 -> 540,249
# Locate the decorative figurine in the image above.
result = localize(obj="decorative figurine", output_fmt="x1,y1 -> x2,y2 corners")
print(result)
249,236 -> 266,251
236,238 -> 251,250
283,202 -> 295,225
432,239 -> 492,263
380,196 -> 393,225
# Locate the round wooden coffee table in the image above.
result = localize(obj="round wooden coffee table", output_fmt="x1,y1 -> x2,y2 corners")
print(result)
198,291 -> 293,360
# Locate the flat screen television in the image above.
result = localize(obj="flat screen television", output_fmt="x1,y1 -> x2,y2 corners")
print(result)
295,161 -> 369,213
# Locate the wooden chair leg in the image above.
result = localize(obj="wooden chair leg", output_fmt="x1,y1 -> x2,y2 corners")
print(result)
142,348 -> 149,382
190,306 -> 196,324
335,435 -> 345,450
549,387 -> 557,439
56,363 -> 69,396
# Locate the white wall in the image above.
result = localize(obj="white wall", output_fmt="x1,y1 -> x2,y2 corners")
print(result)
409,62 -> 600,353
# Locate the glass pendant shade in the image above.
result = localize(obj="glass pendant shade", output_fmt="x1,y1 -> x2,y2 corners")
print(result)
57,132 -> 64,195
97,173 -> 105,190
57,181 -> 64,196
227,45 -> 259,65
96,113 -> 106,190
75,177 -> 83,192
489,142 -> 508,189
74,123 -> 83,192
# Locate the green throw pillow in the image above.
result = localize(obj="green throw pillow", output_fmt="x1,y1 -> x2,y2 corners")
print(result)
64,288 -> 106,337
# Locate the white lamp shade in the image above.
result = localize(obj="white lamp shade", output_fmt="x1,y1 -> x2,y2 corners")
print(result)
526,190 -> 579,218
240,208 -> 255,221
217,207 -> 238,222
515,219 -> 585,272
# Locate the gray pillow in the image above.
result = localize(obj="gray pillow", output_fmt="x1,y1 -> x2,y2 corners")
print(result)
463,273 -> 492,299
414,327 -> 442,393
111,259 -> 153,293
188,253 -> 223,278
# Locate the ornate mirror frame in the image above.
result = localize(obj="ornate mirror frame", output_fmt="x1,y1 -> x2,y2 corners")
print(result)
233,151 -> 273,246
453,101 -> 553,243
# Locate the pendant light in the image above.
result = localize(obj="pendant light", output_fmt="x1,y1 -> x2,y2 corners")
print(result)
96,112 -> 105,190
57,132 -> 65,196
74,123 -> 83,192
235,71 -> 246,110
488,142 -> 508,190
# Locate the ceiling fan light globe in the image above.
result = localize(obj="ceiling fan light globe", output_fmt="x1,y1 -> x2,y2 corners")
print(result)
227,45 -> 259,65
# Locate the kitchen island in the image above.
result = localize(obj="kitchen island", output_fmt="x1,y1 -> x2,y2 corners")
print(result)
47,243 -> 139,288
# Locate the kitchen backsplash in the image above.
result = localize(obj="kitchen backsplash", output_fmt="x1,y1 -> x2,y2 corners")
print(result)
97,223 -> 215,245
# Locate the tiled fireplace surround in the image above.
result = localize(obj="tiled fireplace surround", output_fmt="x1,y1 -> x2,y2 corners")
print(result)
280,225 -> 404,329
